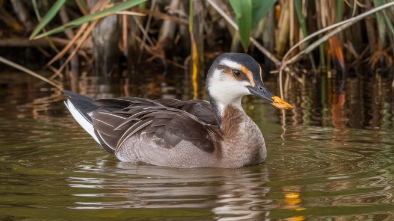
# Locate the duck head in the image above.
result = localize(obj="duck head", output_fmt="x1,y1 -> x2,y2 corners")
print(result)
206,53 -> 293,119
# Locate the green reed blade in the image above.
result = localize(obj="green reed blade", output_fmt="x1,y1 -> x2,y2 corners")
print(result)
337,0 -> 343,21
251,0 -> 276,29
294,0 -> 308,37
76,0 -> 88,14
31,0 -> 147,40
374,0 -> 387,47
29,0 -> 66,40
382,9 -> 394,36
229,0 -> 276,52
229,0 -> 252,51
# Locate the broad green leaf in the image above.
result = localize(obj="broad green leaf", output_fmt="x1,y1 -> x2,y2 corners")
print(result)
229,0 -> 252,51
229,0 -> 276,51
30,0 -> 66,40
31,0 -> 147,40
251,0 -> 276,28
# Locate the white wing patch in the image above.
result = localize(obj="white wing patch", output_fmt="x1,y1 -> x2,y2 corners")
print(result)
64,100 -> 100,144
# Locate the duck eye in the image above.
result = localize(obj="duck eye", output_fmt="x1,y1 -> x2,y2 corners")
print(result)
232,69 -> 242,77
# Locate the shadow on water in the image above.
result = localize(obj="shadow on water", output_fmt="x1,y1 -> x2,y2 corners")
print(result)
0,69 -> 393,220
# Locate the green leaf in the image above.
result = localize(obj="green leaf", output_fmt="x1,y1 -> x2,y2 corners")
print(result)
294,0 -> 308,37
229,0 -> 252,51
31,0 -> 147,40
374,0 -> 387,47
229,0 -> 276,51
251,0 -> 276,28
75,0 -> 89,15
382,9 -> 394,37
337,0 -> 343,21
29,0 -> 66,40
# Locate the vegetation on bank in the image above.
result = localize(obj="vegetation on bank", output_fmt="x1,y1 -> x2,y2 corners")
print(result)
1,0 -> 394,95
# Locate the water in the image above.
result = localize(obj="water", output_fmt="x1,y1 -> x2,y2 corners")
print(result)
0,70 -> 393,220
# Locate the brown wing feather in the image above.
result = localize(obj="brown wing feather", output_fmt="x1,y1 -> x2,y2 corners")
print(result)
92,111 -> 127,153
90,97 -> 220,153
156,99 -> 218,125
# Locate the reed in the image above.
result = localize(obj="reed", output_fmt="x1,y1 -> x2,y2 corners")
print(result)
1,0 -> 393,90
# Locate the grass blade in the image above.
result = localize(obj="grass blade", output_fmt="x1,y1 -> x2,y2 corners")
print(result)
294,0 -> 308,37
374,0 -> 387,48
31,0 -> 147,40
29,0 -> 66,39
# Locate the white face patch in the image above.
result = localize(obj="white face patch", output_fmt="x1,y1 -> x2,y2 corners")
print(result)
207,69 -> 251,115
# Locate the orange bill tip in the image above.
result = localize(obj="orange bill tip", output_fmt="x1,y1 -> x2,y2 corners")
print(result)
271,96 -> 293,109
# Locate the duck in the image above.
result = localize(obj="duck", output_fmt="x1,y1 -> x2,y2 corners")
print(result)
63,53 -> 293,168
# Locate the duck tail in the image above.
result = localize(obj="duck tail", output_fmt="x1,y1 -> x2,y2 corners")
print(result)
63,90 -> 100,144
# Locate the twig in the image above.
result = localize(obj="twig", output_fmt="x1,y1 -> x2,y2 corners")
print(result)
0,56 -> 62,90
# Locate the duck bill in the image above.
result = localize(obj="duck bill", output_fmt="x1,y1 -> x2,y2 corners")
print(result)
248,85 -> 293,110
271,96 -> 293,109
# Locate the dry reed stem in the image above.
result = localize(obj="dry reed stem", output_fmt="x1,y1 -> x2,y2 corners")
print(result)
0,56 -> 62,90
128,26 -> 185,68
0,5 -> 24,31
133,16 -> 155,47
276,1 -> 290,56
119,14 -> 128,52
139,0 -> 157,55
278,1 -> 394,98
46,1 -> 111,66
46,24 -> 89,66
55,19 -> 99,75
135,7 -> 188,25
282,1 -> 394,69
75,0 -> 88,15
0,37 -> 81,48
190,0 -> 205,99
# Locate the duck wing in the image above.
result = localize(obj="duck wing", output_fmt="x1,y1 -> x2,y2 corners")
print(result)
91,97 -> 221,154
156,99 -> 218,125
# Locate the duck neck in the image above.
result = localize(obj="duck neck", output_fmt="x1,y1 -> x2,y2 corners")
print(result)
215,100 -> 266,167
208,95 -> 244,127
